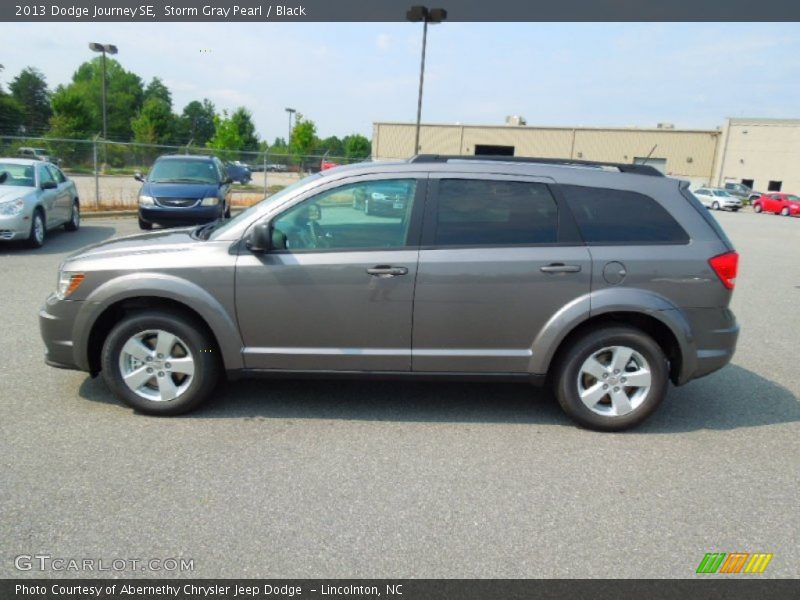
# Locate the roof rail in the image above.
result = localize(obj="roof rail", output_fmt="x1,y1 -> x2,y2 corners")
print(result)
409,154 -> 664,177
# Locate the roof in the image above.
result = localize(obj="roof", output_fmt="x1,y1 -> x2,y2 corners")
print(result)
156,154 -> 216,161
0,157 -> 43,166
374,121 -> 720,134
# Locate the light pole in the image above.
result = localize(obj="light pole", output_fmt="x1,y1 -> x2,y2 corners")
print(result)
285,107 -> 296,150
88,43 -> 118,142
406,6 -> 447,155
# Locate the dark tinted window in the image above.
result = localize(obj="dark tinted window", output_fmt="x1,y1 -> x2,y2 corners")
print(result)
434,179 -> 558,246
561,185 -> 689,244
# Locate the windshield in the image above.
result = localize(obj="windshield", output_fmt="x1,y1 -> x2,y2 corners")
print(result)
148,159 -> 219,184
712,190 -> 731,197
787,195 -> 800,202
0,163 -> 35,187
206,174 -> 322,240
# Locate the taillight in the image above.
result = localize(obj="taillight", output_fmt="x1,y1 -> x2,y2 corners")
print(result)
708,252 -> 739,290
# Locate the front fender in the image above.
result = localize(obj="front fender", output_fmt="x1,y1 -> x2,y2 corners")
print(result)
528,287 -> 696,383
72,272 -> 243,372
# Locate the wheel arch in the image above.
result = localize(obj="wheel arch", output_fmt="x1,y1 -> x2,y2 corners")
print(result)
74,274 -> 243,375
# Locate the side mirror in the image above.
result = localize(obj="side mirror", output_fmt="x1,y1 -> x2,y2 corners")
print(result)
223,177 -> 233,185
246,223 -> 272,253
41,180 -> 57,190
134,172 -> 144,182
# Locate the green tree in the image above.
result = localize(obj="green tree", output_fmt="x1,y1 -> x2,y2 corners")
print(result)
144,77 -> 172,107
0,95 -> 24,135
343,134 -> 371,160
47,87 -> 94,164
318,135 -> 344,158
230,107 -> 259,151
206,110 -> 243,161
131,97 -> 174,145
176,99 -> 216,145
9,67 -> 51,134
290,113 -> 318,168
51,57 -> 144,140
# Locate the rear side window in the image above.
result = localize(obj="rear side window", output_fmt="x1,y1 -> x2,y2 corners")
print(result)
434,179 -> 558,246
561,185 -> 689,244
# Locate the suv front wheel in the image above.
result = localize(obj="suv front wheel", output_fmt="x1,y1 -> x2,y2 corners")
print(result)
554,326 -> 668,431
101,310 -> 220,415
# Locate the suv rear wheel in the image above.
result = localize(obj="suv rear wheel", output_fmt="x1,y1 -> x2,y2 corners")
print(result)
101,310 -> 220,415
554,326 -> 668,431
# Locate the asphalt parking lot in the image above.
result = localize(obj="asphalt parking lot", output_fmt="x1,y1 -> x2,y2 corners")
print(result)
0,210 -> 798,578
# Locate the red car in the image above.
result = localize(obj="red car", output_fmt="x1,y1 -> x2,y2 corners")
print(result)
752,193 -> 800,217
320,158 -> 339,171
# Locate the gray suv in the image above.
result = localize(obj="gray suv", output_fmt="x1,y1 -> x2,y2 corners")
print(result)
39,156 -> 740,431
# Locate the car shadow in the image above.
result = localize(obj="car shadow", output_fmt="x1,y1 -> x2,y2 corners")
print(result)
77,364 -> 799,433
0,224 -> 117,256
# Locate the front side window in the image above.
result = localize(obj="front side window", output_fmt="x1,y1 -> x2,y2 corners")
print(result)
433,179 -> 558,246
561,185 -> 689,244
271,179 -> 417,251
47,165 -> 66,183
38,165 -> 56,186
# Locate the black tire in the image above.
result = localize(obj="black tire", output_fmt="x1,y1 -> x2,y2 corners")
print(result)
27,209 -> 45,248
101,310 -> 220,416
224,203 -> 231,219
781,207 -> 790,217
64,200 -> 80,231
138,217 -> 153,230
712,201 -> 720,210
754,203 -> 763,213
553,326 -> 669,431
731,208 -> 739,212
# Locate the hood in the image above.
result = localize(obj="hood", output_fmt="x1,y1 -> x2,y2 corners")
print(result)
0,185 -> 35,201
142,181 -> 220,198
64,227 -> 199,265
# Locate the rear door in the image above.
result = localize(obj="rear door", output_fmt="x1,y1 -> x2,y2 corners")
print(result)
411,174 -> 591,373
235,174 -> 426,371
47,165 -> 72,224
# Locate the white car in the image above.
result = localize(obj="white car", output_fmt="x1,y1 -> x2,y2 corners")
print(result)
693,187 -> 742,211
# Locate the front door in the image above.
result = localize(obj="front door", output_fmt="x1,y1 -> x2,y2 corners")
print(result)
235,176 -> 425,371
412,175 -> 592,373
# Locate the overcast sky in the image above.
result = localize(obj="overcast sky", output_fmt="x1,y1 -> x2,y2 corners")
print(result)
1,22 -> 799,141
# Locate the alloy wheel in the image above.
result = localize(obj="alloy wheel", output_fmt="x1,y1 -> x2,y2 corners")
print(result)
118,329 -> 195,402
576,345 -> 652,417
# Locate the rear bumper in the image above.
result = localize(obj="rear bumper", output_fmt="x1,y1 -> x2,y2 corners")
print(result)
680,307 -> 739,383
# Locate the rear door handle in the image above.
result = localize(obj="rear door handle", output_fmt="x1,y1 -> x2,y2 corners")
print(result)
367,265 -> 409,277
540,263 -> 581,273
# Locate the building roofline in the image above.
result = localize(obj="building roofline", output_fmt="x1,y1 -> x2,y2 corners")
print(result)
374,121 -> 720,134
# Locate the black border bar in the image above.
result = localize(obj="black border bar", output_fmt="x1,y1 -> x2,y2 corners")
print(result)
3,0 -> 800,22
3,579 -> 799,600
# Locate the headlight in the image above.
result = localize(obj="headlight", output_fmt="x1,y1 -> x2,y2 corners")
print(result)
57,271 -> 85,299
200,197 -> 220,206
0,198 -> 25,216
138,195 -> 155,206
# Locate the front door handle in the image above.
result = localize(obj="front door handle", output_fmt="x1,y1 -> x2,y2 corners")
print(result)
367,265 -> 408,277
540,263 -> 581,273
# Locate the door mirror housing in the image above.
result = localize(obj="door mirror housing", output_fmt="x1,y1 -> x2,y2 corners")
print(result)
223,176 -> 233,185
41,180 -> 57,190
246,223 -> 272,253
134,172 -> 144,182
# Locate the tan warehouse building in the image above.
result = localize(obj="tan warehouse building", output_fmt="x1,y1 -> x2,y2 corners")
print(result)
372,117 -> 800,192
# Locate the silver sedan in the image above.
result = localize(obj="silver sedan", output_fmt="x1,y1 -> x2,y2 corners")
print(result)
0,158 -> 80,247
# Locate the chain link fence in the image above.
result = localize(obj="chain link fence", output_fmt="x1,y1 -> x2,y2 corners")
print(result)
0,135 -> 368,210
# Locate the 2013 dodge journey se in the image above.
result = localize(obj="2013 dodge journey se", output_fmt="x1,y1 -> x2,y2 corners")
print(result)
40,155 -> 739,430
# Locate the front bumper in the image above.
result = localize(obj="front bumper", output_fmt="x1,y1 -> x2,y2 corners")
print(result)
139,204 -> 223,226
39,293 -> 83,371
0,212 -> 33,241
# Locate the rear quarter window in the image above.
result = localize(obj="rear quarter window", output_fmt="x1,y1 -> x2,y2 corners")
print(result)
561,185 -> 689,244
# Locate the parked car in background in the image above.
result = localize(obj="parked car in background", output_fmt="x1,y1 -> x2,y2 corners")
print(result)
356,180 -> 415,216
41,155 -> 739,431
266,163 -> 288,172
693,187 -> 742,211
320,158 -> 339,171
135,154 -> 233,230
0,159 -> 80,247
752,192 -> 800,217
723,181 -> 759,203
225,161 -> 252,185
17,147 -> 60,165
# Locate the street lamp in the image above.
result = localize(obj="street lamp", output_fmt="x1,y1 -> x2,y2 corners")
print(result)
406,6 -> 447,155
88,42 -> 118,142
285,107 -> 296,149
